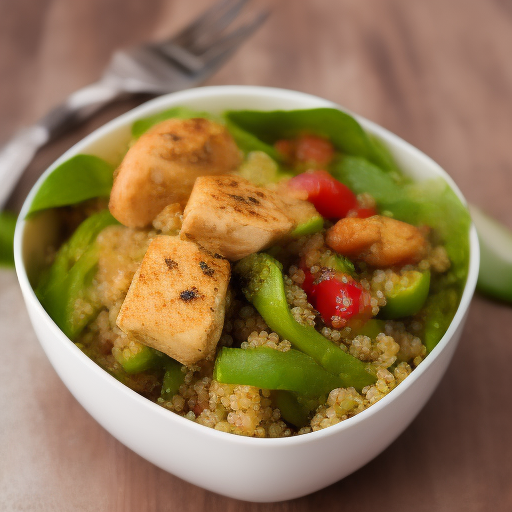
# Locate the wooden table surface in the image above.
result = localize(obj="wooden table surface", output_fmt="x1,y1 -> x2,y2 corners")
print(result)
2,0 -> 512,510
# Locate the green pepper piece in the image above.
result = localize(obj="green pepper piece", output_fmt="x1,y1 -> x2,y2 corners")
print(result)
353,319 -> 386,339
379,270 -> 430,320
421,287 -> 459,353
214,347 -> 345,397
36,210 -> 119,340
237,151 -> 280,186
161,358 -> 185,399
234,254 -> 376,390
274,391 -> 319,428
319,252 -> 356,277
291,215 -> 324,238
114,343 -> 168,374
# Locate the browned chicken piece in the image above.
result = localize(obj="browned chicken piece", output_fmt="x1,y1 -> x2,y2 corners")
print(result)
116,236 -> 230,366
277,189 -> 319,225
326,215 -> 428,267
109,118 -> 241,228
180,175 -> 298,261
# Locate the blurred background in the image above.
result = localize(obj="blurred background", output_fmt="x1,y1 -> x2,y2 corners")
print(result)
1,1 -> 511,511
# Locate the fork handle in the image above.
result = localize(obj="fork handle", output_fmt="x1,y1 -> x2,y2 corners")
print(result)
0,79 -> 124,209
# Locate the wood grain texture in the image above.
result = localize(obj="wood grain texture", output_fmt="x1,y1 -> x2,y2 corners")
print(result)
1,0 -> 512,510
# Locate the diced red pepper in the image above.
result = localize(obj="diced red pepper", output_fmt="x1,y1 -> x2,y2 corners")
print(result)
287,170 -> 358,219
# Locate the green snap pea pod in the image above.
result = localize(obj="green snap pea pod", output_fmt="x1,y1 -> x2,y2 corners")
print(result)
36,210 -> 118,340
421,287 -> 459,353
214,347 -> 345,397
234,254 -> 376,390
379,270 -> 430,320
161,358 -> 185,399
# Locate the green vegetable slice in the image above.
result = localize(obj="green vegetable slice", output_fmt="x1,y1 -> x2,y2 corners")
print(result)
237,151 -> 280,185
28,155 -> 114,216
161,359 -> 185,399
131,106 -> 218,139
421,288 -> 459,353
352,319 -> 386,339
470,205 -> 512,302
319,252 -> 356,277
0,211 -> 17,267
273,391 -> 319,428
234,253 -> 376,390
36,210 -> 119,339
379,270 -> 430,320
214,347 -> 344,397
291,215 -> 324,237
114,343 -> 165,374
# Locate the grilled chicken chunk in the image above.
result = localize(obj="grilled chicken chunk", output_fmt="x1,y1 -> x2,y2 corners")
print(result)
109,118 -> 241,228
326,215 -> 428,267
180,175 -> 297,261
116,236 -> 230,366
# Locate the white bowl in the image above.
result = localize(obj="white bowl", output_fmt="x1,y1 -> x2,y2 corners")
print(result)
14,86 -> 479,502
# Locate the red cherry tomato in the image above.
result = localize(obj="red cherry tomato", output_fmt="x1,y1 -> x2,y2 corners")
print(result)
300,266 -> 372,328
300,265 -> 316,297
287,170 -> 358,219
313,276 -> 372,328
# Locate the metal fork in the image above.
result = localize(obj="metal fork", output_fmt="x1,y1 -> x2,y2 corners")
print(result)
0,0 -> 268,209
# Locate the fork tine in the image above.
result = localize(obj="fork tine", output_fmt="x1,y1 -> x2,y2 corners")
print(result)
171,0 -> 250,48
196,10 -> 269,65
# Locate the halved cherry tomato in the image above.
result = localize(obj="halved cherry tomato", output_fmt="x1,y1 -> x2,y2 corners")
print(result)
287,170 -> 358,219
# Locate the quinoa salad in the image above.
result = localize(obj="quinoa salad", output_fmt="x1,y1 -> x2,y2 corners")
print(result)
31,106 -> 471,438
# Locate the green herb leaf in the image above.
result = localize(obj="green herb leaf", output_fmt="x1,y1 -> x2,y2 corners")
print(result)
28,155 -> 114,217
0,211 -> 17,267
